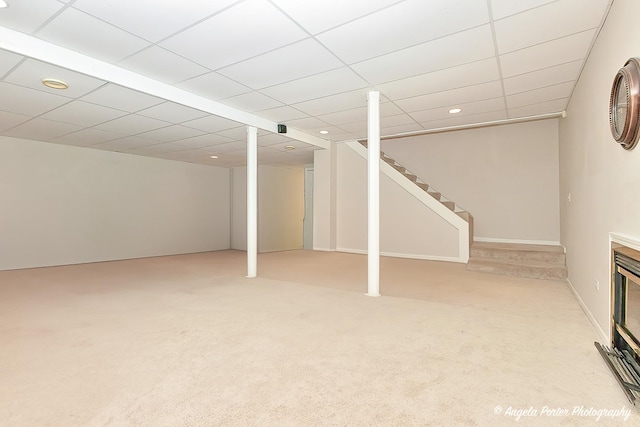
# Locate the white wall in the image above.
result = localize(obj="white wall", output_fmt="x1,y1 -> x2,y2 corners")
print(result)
313,146 -> 337,251
336,143 -> 459,260
231,164 -> 304,253
0,137 -> 231,270
559,0 -> 640,337
380,120 -> 560,244
231,167 -> 247,251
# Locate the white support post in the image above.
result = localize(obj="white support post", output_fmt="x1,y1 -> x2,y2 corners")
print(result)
367,91 -> 381,297
247,126 -> 258,278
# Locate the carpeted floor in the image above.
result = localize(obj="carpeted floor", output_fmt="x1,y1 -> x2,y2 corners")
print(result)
0,250 -> 636,426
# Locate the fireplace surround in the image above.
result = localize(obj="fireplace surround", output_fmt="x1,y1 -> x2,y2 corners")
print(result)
595,242 -> 640,404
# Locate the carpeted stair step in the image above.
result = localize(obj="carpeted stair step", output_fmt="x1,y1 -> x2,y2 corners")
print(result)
470,242 -> 565,265
392,164 -> 406,173
428,191 -> 441,200
467,242 -> 567,281
404,173 -> 418,182
441,201 -> 455,211
416,182 -> 429,191
466,258 -> 568,281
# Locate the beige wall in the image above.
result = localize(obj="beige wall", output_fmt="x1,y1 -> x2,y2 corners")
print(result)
559,0 -> 640,337
0,136 -> 231,270
336,143 -> 459,260
380,120 -> 560,243
231,164 -> 304,253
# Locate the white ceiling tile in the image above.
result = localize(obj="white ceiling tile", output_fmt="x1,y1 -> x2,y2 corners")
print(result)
51,128 -> 126,146
95,136 -> 162,151
182,115 -> 242,133
291,89 -> 371,116
495,0 -> 610,54
318,0 -> 490,64
0,82 -> 70,116
312,101 -> 401,127
409,97 -> 505,122
222,91 -> 283,112
381,113 -> 418,128
0,110 -> 31,132
136,102 -> 208,123
261,67 -> 369,104
376,58 -> 500,101
508,99 -> 568,117
176,72 -> 252,100
503,60 -> 583,95
490,0 -> 555,20
196,140 -> 247,153
506,81 -> 574,109
500,30 -> 596,77
36,8 -> 151,62
381,123 -> 425,137
160,0 -> 307,70
0,0 -> 64,33
317,108 -> 368,126
120,142 -> 189,155
4,118 -> 82,140
4,58 -> 106,98
80,84 -> 164,112
174,134 -> 236,149
272,0 -> 400,34
72,0 -> 237,42
95,114 -> 171,134
136,125 -> 206,143
0,49 -> 23,78
40,101 -> 127,127
258,106 -> 309,122
218,38 -> 343,89
285,117 -> 331,130
257,133 -> 294,146
216,126 -> 251,140
419,110 -> 508,130
352,25 -> 495,84
118,46 -> 209,84
396,81 -> 504,112
337,121 -> 368,133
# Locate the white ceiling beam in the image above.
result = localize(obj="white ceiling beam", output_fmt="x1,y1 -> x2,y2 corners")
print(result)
0,26 -> 330,149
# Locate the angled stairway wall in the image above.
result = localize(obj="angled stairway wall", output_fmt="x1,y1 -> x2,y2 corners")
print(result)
335,141 -> 469,263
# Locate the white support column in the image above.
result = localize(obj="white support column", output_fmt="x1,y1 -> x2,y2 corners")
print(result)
247,126 -> 258,278
367,91 -> 381,297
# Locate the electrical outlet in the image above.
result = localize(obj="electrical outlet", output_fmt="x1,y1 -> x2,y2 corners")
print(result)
594,280 -> 600,291
567,193 -> 571,203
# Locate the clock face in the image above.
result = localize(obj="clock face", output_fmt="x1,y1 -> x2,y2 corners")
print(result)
614,78 -> 629,135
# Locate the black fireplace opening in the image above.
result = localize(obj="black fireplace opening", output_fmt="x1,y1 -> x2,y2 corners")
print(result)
596,246 -> 640,405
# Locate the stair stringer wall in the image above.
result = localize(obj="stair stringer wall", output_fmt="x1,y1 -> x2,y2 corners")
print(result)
340,141 -> 469,263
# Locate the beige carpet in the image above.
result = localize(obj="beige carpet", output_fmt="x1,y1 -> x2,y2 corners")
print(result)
0,250 -> 636,426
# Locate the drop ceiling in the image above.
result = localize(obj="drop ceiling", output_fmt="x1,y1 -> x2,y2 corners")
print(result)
0,0 -> 613,167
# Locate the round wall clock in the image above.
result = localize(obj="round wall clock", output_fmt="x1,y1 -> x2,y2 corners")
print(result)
609,58 -> 640,150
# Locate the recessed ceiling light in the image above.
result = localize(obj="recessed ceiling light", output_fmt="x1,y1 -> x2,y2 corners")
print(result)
285,145 -> 295,150
42,78 -> 68,90
0,1 -> 8,9
449,108 -> 462,114
320,130 -> 329,134
210,155 -> 219,159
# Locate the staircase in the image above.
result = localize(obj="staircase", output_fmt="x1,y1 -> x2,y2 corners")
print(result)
466,242 -> 568,281
359,140 -> 474,246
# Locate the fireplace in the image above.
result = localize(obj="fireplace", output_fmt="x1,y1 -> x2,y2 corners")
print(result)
595,243 -> 640,404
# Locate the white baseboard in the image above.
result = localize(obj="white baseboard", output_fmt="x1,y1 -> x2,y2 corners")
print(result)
336,247 -> 464,263
312,247 -> 335,252
474,237 -> 561,246
566,277 -> 609,343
